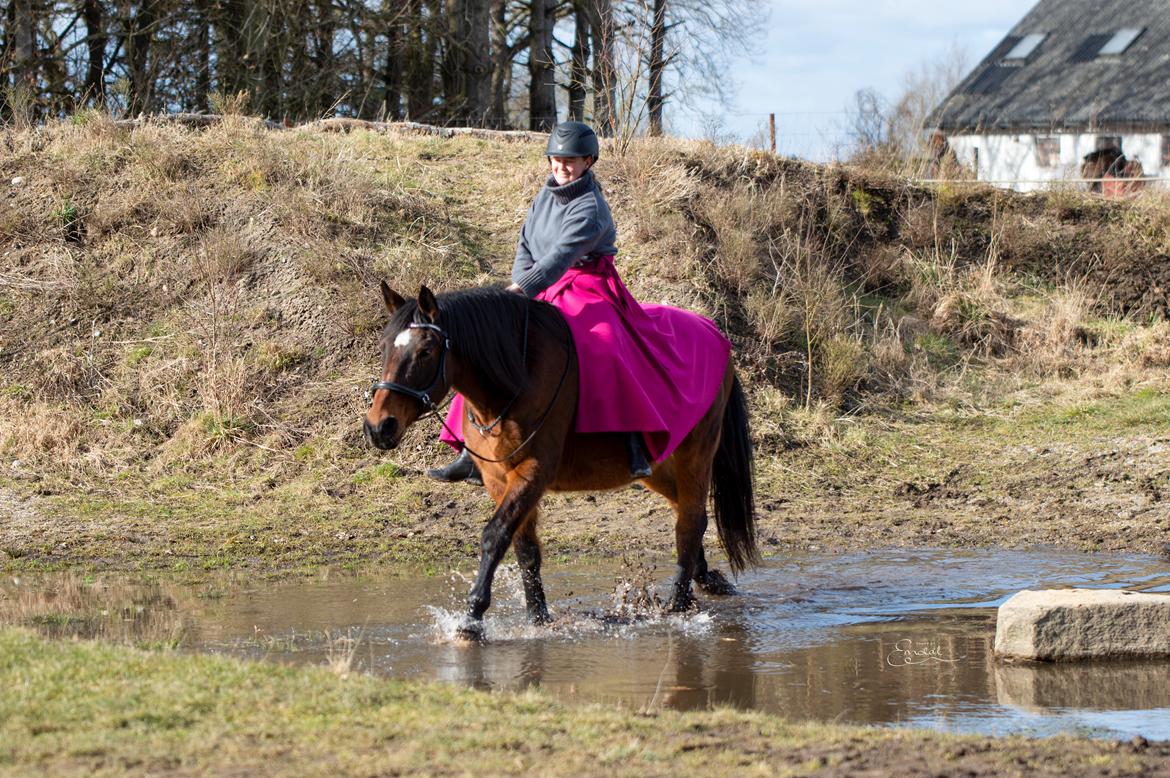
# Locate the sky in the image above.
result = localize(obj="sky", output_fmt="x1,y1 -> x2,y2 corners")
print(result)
679,0 -> 1029,160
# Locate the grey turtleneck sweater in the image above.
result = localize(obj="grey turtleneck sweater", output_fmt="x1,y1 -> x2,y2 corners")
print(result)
511,169 -> 619,297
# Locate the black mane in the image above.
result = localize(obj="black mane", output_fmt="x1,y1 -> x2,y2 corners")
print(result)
389,286 -> 558,398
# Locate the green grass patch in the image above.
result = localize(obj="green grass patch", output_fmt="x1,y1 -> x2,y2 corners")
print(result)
1,384 -> 33,400
351,462 -> 402,485
1014,388 -> 1170,435
912,333 -> 960,370
0,628 -> 1157,776
125,345 -> 153,366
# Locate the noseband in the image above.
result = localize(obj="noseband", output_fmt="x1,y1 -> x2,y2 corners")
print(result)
369,322 -> 450,411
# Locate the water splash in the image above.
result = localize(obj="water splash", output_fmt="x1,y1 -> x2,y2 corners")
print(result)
422,559 -> 715,642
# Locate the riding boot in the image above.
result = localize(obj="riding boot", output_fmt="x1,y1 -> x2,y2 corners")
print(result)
626,432 -> 653,478
426,448 -> 483,485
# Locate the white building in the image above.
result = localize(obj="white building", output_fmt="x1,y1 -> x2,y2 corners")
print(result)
930,0 -> 1170,192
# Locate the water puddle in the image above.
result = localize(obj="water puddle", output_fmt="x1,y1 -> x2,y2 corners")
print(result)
4,549 -> 1170,740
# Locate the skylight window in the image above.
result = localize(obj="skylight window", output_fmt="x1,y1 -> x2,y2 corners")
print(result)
1005,33 -> 1046,60
1098,28 -> 1143,56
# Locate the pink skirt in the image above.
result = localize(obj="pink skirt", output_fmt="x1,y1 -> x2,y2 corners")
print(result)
441,256 -> 731,462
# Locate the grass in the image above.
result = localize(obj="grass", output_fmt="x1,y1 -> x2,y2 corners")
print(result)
1,114 -> 1169,571
1011,387 -> 1170,434
1,628 -> 1164,776
1,381 -> 1166,575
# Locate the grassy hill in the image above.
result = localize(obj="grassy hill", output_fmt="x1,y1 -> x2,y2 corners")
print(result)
1,113 -> 1168,572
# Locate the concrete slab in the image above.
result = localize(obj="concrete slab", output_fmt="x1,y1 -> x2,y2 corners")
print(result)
995,588 -> 1170,661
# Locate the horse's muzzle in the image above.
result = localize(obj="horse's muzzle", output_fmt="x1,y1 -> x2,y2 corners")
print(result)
363,416 -> 401,450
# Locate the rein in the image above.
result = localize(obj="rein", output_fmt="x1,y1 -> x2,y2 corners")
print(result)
370,304 -> 573,465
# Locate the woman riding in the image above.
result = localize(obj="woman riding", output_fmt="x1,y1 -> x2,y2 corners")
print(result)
428,120 -> 728,484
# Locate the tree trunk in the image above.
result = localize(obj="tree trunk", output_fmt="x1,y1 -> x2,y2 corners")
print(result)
382,4 -> 404,120
259,3 -> 286,118
441,0 -> 465,122
404,0 -> 435,121
81,0 -> 106,103
463,0 -> 490,124
285,0 -> 310,117
311,0 -> 337,116
647,0 -> 666,136
586,0 -> 614,136
444,0 -> 490,125
527,0 -> 556,131
12,0 -> 38,90
193,0 -> 211,111
212,0 -> 247,97
567,0 -> 589,122
127,0 -> 160,113
487,0 -> 510,128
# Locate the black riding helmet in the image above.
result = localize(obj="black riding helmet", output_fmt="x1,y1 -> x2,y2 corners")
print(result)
546,121 -> 600,160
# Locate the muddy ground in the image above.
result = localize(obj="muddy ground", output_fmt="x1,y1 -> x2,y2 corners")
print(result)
2,393 -> 1168,573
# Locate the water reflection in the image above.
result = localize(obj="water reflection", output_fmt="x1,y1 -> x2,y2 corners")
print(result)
4,549 -> 1170,740
996,660 -> 1170,712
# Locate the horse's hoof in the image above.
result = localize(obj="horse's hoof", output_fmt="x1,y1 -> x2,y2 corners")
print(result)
455,617 -> 486,642
528,609 -> 553,627
666,595 -> 698,614
696,570 -> 737,596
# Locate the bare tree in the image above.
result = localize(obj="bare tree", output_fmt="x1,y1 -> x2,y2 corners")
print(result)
443,0 -> 491,124
527,0 -> 555,130
845,43 -> 970,169
0,0 -> 763,133
404,0 -> 438,121
125,0 -> 162,112
11,0 -> 39,94
81,0 -> 107,103
641,0 -> 763,133
566,0 -> 589,121
585,0 -> 614,135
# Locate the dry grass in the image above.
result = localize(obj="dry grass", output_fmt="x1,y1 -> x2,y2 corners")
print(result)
0,114 -> 1167,487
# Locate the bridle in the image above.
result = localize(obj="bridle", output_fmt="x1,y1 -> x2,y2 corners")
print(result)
369,322 -> 451,411
368,307 -> 572,464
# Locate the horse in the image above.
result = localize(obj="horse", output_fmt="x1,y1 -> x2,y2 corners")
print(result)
363,282 -> 758,640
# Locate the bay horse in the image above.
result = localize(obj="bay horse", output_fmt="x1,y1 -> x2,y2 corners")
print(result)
363,283 -> 758,639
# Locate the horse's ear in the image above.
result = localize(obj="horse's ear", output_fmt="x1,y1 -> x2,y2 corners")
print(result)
381,281 -> 406,314
418,285 -> 439,322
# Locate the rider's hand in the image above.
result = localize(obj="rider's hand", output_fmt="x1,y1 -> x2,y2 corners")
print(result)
505,283 -> 526,296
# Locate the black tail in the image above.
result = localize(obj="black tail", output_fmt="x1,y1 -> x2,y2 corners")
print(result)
711,373 -> 758,575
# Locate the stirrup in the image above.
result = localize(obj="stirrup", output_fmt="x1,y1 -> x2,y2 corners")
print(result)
626,432 -> 653,478
426,449 -> 483,484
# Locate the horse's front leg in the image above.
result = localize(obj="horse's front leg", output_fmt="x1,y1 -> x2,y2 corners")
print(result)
667,506 -> 707,612
458,475 -> 543,640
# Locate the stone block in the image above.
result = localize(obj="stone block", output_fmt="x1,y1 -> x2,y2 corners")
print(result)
995,588 -> 1170,661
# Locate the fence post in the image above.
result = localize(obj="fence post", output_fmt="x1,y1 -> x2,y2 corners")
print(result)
769,113 -> 776,154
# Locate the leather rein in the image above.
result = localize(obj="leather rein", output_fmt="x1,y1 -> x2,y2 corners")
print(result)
369,306 -> 572,464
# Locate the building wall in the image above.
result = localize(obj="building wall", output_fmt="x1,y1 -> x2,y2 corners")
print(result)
945,131 -> 1167,192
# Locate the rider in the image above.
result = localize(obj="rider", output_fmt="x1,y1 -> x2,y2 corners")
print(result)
428,120 -> 654,483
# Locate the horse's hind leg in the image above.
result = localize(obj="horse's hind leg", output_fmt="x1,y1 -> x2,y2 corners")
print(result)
694,548 -> 737,596
513,511 -> 551,626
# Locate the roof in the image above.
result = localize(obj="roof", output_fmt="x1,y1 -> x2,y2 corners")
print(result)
931,0 -> 1170,132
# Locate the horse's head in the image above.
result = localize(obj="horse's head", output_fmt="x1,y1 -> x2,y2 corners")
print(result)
364,282 -> 451,450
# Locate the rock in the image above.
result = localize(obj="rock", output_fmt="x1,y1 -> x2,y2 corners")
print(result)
995,588 -> 1170,661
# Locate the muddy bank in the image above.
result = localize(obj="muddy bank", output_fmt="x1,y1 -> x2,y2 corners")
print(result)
2,390 -> 1167,575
